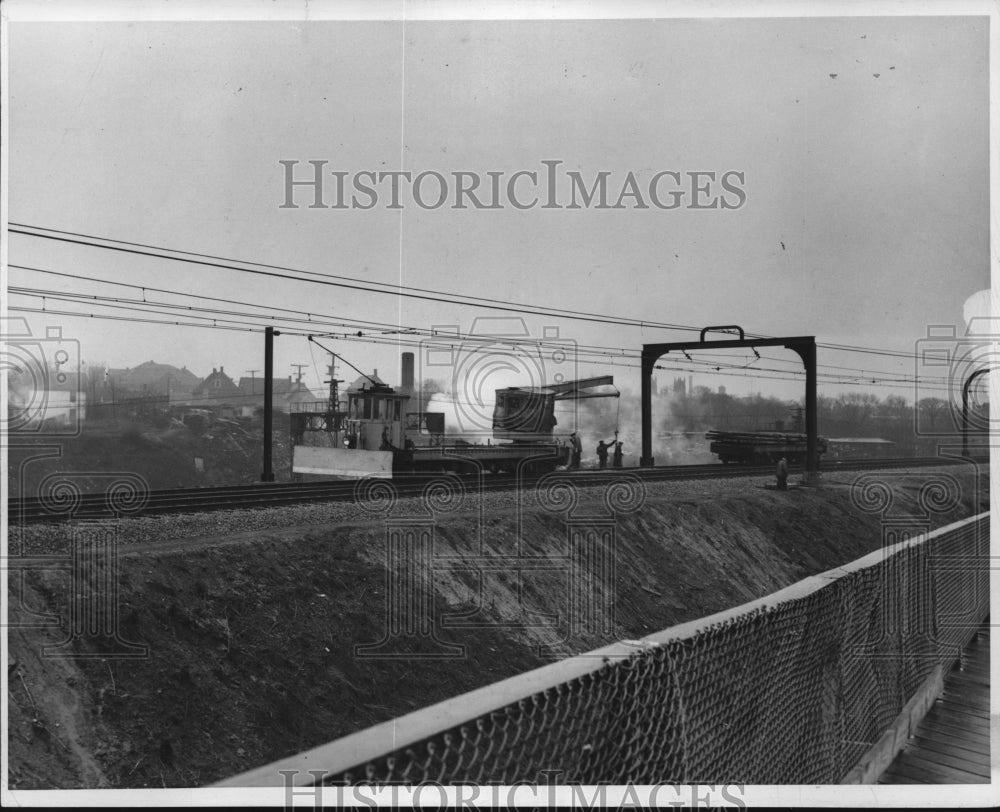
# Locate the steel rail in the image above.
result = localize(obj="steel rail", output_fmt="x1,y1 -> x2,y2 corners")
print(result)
8,456 -> 986,524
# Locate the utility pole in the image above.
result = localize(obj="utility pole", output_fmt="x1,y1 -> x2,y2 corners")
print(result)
245,369 -> 261,395
322,355 -> 344,438
291,364 -> 307,384
325,356 -> 343,414
261,327 -> 280,482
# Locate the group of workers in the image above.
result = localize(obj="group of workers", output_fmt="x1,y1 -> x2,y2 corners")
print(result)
567,432 -> 623,470
566,433 -> 791,486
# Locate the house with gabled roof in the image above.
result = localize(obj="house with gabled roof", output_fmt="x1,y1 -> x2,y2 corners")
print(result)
190,367 -> 242,409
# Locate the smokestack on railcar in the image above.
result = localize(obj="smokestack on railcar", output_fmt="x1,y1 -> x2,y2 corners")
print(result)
399,352 -> 413,394
401,352 -> 415,390
401,351 -> 416,410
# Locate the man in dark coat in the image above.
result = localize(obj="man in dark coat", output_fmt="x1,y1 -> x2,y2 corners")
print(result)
776,456 -> 789,490
596,439 -> 611,469
612,441 -> 624,469
569,432 -> 582,469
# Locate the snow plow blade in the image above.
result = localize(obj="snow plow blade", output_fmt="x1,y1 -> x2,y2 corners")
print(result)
292,446 -> 393,479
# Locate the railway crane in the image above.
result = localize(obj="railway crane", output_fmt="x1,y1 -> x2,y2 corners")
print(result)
291,370 -> 619,479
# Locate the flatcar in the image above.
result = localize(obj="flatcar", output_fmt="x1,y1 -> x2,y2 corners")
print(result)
825,438 -> 895,460
706,429 -> 828,465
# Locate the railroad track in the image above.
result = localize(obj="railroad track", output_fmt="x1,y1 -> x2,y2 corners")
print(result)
8,456 -> 987,524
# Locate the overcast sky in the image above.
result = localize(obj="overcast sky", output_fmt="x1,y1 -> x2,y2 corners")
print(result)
4,3 -> 991,406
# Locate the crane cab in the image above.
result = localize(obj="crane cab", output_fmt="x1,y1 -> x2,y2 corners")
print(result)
492,388 -> 558,442
344,384 -> 410,451
492,376 -> 616,443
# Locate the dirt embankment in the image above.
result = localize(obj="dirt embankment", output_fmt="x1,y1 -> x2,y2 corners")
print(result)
7,468 -> 988,788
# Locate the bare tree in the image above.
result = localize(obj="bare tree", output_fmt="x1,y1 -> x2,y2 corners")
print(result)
917,397 -> 950,432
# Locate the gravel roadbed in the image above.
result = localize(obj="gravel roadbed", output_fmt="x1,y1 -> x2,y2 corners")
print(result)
9,466 -> 972,555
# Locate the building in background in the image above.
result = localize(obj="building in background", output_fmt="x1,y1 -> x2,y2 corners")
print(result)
236,374 -> 323,417
188,367 -> 243,412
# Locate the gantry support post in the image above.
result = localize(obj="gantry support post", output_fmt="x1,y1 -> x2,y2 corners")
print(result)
794,338 -> 819,482
640,351 -> 656,467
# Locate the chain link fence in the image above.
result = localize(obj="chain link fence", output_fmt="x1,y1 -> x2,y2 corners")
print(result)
220,512 -> 988,786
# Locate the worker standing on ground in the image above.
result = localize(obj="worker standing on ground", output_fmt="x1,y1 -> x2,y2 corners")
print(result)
776,456 -> 788,490
569,432 -> 582,469
597,439 -> 612,469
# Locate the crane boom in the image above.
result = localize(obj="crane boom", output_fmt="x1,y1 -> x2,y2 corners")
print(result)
549,376 -> 618,400
564,391 -> 621,400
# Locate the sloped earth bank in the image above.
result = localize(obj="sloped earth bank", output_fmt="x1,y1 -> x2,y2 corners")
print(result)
7,466 -> 989,788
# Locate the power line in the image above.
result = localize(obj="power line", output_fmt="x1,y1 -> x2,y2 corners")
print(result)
9,271 -> 665,360
9,222 -> 950,362
10,264 -> 952,385
9,263 -> 423,334
10,278 -> 954,392
7,298 -> 954,393
10,290 -> 953,392
9,223 -> 703,332
6,285 -> 918,381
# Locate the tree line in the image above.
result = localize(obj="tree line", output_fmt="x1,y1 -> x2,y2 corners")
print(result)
666,387 -> 985,456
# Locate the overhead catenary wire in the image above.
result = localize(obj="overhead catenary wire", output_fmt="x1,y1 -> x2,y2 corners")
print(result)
8,265 -> 954,387
8,223 -> 705,332
9,222 -> 951,362
9,264 -> 425,334
9,285 -> 937,384
8,226 -> 970,399
7,296 -> 953,392
9,278 -> 958,393
7,296 -> 955,394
